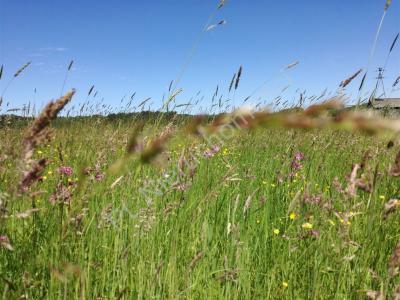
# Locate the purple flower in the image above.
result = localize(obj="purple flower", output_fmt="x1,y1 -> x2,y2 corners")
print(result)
95,172 -> 105,181
203,144 -> 221,158
291,160 -> 303,170
304,195 -> 322,205
211,145 -> 221,153
294,152 -> 305,161
290,152 -> 305,171
203,149 -> 214,158
58,166 -> 73,176
49,184 -> 72,205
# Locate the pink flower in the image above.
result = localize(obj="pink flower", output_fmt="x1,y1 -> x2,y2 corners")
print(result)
58,166 -> 73,176
203,144 -> 221,158
294,152 -> 305,161
304,195 -> 322,205
0,235 -> 9,242
203,149 -> 214,158
291,160 -> 303,170
290,152 -> 305,171
309,229 -> 320,238
211,145 -> 220,153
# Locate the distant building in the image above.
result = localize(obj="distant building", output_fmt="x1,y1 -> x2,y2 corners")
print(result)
369,98 -> 400,109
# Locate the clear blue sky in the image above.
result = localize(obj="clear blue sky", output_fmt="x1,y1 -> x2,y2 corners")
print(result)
1,0 -> 400,113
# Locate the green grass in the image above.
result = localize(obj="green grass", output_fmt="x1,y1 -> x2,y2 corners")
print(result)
1,116 -> 400,299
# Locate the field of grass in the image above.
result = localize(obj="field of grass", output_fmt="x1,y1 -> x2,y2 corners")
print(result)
1,102 -> 400,299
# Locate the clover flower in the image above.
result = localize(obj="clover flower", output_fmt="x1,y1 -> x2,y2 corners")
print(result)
58,166 -> 73,176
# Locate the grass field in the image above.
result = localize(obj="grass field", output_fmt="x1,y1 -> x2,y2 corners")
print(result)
1,100 -> 400,299
0,1 -> 398,298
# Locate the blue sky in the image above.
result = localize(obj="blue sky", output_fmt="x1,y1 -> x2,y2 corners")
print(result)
1,0 -> 400,113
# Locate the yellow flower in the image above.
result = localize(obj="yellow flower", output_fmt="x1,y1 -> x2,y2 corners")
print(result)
282,281 -> 288,288
289,212 -> 296,220
271,183 -> 276,188
379,195 -> 385,200
42,176 -> 47,181
256,219 -> 260,224
262,181 -> 267,185
302,222 -> 313,230
47,171 -> 53,175
340,219 -> 351,225
37,150 -> 43,154
273,228 -> 280,235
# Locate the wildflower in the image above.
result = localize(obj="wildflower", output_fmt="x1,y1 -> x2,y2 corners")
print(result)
256,219 -> 260,224
290,152 -> 305,171
42,176 -> 47,181
309,229 -> 320,238
262,181 -> 267,185
37,150 -> 43,155
271,183 -> 276,188
203,145 -> 221,158
0,235 -> 13,251
58,166 -> 73,176
379,195 -> 386,200
47,170 -> 53,175
211,144 -> 220,153
304,194 -> 322,205
302,222 -> 313,230
294,152 -> 304,161
289,212 -> 296,220
273,228 -> 280,235
340,219 -> 351,225
291,160 -> 303,170
282,281 -> 288,288
95,173 -> 105,181
49,184 -> 72,205
203,149 -> 214,158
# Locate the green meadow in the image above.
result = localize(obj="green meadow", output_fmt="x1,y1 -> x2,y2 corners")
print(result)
1,109 -> 400,299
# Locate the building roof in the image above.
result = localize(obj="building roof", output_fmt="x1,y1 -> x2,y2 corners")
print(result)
370,98 -> 400,109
